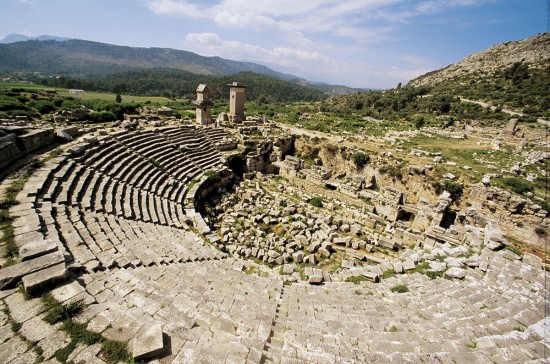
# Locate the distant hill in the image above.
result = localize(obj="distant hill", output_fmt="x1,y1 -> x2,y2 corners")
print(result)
0,34 -> 72,44
409,33 -> 549,87
0,38 -> 295,79
323,33 -> 549,119
0,36 -> 366,96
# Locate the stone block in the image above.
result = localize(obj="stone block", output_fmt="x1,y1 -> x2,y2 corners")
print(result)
282,264 -> 296,275
308,275 -> 323,285
133,324 -> 165,361
0,251 -> 65,290
22,263 -> 68,295
50,280 -> 86,303
292,251 -> 304,263
444,267 -> 467,279
19,239 -> 59,261
402,259 -> 416,271
319,247 -> 331,258
362,271 -> 379,283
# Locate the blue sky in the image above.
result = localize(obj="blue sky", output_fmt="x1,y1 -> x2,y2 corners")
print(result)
0,0 -> 546,89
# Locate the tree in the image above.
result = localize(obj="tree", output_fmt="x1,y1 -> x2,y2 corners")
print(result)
352,151 -> 370,168
414,116 -> 425,129
115,94 -> 122,103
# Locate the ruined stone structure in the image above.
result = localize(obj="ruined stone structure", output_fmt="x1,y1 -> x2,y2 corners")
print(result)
194,84 -> 213,126
0,118 -> 547,362
227,82 -> 246,123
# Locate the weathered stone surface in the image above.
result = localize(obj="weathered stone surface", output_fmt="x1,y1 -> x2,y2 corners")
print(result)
0,251 -> 65,290
19,239 -> 59,261
50,280 -> 86,303
444,267 -> 467,279
133,324 -> 165,361
20,315 -> 57,342
308,275 -> 323,285
22,263 -> 68,295
402,259 -> 416,271
362,271 -> 379,282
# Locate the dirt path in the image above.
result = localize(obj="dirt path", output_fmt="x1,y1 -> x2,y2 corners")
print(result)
460,98 -> 549,125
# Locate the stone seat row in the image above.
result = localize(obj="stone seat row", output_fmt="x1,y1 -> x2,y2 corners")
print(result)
71,248 -> 548,363
52,205 -> 225,271
115,127 -> 224,172
36,155 -> 187,228
268,250 -> 547,363
75,259 -> 283,361
37,129 -> 226,225
201,127 -> 234,143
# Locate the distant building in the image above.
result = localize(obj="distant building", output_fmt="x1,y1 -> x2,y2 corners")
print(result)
227,82 -> 246,123
69,89 -> 84,94
194,84 -> 213,125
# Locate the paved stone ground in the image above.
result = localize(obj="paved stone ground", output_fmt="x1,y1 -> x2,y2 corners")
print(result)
1,246 -> 548,363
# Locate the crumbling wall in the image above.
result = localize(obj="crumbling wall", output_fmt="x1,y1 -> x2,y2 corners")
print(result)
0,134 -> 24,170
16,129 -> 55,153
1,128 -> 55,171
466,184 -> 548,249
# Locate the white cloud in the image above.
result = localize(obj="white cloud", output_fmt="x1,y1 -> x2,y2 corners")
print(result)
182,32 -> 429,88
148,0 -> 500,88
184,32 -> 333,66
145,0 -> 200,17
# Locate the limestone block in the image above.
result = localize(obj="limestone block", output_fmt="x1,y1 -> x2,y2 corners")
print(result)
19,239 -> 59,261
319,247 -> 331,258
50,280 -> 86,303
444,267 -> 467,279
362,271 -> 379,283
22,263 -> 68,295
428,261 -> 447,272
292,251 -> 304,263
402,259 -> 416,271
308,275 -> 323,285
132,324 -> 165,361
0,251 -> 65,290
393,261 -> 404,274
282,264 -> 296,275
502,250 -> 521,261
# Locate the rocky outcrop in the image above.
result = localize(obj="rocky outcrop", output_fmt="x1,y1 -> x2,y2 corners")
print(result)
410,32 -> 550,87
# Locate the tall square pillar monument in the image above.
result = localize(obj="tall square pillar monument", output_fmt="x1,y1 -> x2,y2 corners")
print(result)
227,82 -> 246,123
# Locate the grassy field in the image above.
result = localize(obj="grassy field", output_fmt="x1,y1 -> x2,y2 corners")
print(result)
1,81 -> 174,104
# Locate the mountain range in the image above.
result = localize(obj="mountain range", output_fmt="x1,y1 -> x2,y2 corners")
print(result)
0,34 -> 362,96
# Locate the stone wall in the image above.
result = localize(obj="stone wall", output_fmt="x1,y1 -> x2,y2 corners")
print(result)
466,184 -> 548,249
16,129 -> 55,153
0,134 -> 24,170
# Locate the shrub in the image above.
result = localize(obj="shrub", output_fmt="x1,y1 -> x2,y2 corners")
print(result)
204,170 -> 221,184
44,299 -> 84,324
88,111 -> 116,123
352,151 -> 370,168
381,268 -> 397,279
309,196 -> 324,208
503,177 -> 534,194
101,340 -> 132,363
379,165 -> 403,180
434,181 -> 464,201
390,284 -> 409,293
